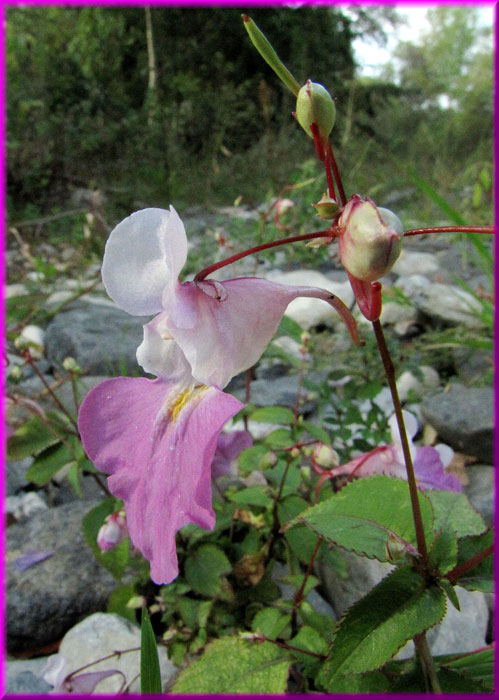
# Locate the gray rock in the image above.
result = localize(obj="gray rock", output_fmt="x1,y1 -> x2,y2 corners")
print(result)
412,282 -> 485,329
421,384 -> 493,463
7,457 -> 34,496
316,550 -> 394,619
232,372 -> 326,415
392,251 -> 440,278
453,347 -> 494,385
464,465 -> 494,526
45,300 -> 150,375
7,500 -> 119,653
6,658 -> 52,694
42,612 -> 177,694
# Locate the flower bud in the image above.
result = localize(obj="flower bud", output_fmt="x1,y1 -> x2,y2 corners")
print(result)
97,510 -> 127,552
296,80 -> 336,145
312,192 -> 339,219
62,356 -> 82,374
338,196 -> 403,282
312,443 -> 340,469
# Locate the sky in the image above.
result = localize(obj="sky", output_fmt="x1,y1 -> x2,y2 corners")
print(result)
352,3 -> 496,77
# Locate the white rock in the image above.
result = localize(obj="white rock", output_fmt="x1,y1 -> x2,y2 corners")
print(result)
16,325 -> 45,358
396,366 -> 440,402
392,250 -> 440,277
42,613 -> 176,694
380,301 -> 418,326
271,335 -> 309,362
45,290 -> 75,306
396,274 -> 431,297
265,270 -> 354,330
414,283 -> 485,328
6,492 -> 48,520
6,284 -> 29,299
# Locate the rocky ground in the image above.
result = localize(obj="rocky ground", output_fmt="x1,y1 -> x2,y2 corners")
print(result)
5,207 -> 494,693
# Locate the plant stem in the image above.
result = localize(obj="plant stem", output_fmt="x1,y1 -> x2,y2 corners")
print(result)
326,142 -> 347,206
194,230 -> 337,281
414,633 -> 442,693
291,535 -> 322,630
404,225 -> 494,237
23,351 -> 79,430
371,320 -> 429,564
445,544 -> 493,585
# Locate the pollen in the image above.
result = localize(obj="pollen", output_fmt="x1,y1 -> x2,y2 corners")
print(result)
167,385 -> 209,422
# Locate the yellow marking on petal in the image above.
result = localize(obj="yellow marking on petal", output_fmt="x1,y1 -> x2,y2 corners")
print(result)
168,384 -> 209,423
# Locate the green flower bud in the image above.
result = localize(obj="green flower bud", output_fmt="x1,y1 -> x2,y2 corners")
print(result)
312,192 -> 339,219
312,443 -> 340,469
338,196 -> 403,282
296,80 -> 336,145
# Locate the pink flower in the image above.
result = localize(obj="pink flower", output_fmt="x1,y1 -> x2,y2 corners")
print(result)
101,207 -> 360,388
324,411 -> 462,493
211,430 -> 253,479
97,511 -> 128,552
79,376 -> 243,584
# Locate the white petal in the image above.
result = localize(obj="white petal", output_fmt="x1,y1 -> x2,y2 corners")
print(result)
435,443 -> 454,468
102,207 -> 187,315
136,312 -> 194,384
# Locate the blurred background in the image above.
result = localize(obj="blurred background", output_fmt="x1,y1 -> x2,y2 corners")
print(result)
6,3 -> 494,242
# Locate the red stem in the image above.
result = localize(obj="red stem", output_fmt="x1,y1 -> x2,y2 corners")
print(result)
404,226 -> 494,237
194,230 -> 337,281
445,544 -> 493,585
326,142 -> 347,207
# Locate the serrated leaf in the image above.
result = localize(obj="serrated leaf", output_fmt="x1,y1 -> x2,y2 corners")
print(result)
249,406 -> 296,424
437,646 -> 494,691
278,495 -> 321,563
300,420 -> 331,444
252,607 -> 291,640
172,636 -> 290,694
320,566 -> 446,682
291,476 -> 433,561
140,608 -> 162,694
7,415 -> 61,460
439,579 -> 461,611
321,670 -> 390,693
453,529 -> 493,592
428,527 -> 457,575
298,600 -> 335,641
184,544 -> 231,597
426,490 -> 486,538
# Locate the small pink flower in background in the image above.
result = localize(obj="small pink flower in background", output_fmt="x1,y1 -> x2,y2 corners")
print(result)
211,430 -> 253,479
97,510 -> 128,552
320,410 -> 462,493
273,197 -> 294,230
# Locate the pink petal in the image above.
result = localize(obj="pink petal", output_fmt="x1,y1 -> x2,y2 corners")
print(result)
332,445 -> 405,480
78,377 -> 243,584
58,669 -> 125,694
164,277 -> 360,388
101,207 -> 187,316
413,446 -> 463,492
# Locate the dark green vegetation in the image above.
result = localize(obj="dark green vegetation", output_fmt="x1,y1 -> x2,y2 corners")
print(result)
7,4 -> 493,241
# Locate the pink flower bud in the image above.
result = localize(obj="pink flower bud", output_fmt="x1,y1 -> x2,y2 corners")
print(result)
338,196 -> 403,282
97,511 -> 128,552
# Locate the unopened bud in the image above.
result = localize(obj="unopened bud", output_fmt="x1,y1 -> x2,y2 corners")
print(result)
261,450 -> 278,469
15,325 -> 45,358
9,365 -> 23,380
296,80 -> 336,146
97,510 -> 127,552
338,196 -> 403,282
312,192 -> 339,219
312,443 -> 339,469
62,356 -> 82,374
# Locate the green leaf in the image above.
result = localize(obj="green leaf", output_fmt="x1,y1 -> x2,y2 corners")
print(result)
276,314 -> 304,342
437,646 -> 494,692
264,428 -> 295,449
426,490 -> 486,538
25,441 -> 76,485
290,476 -> 433,561
66,460 -> 83,498
7,415 -> 61,460
321,670 -> 390,693
278,495 -> 321,564
319,566 -> 446,682
107,583 -> 137,623
249,406 -> 296,425
428,527 -> 457,575
356,380 -> 382,399
252,607 -> 291,640
300,420 -> 331,444
228,485 -> 273,508
184,544 -> 232,597
453,529 -> 493,592
298,600 -> 335,641
238,445 -> 271,475
140,607 -> 162,694
288,625 -> 328,674
280,573 -> 319,598
439,579 -> 461,611
172,636 -> 290,693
